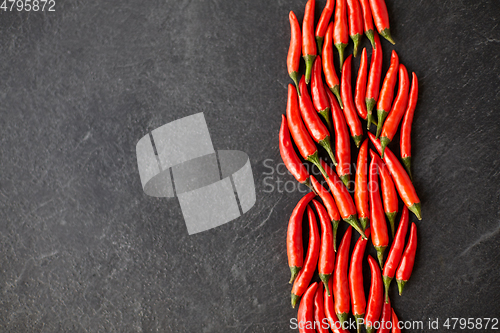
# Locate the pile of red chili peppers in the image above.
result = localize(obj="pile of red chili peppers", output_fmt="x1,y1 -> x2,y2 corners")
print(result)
281,0 -> 421,331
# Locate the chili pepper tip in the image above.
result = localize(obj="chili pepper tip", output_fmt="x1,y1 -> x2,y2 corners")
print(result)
386,212 -> 397,238
402,157 -> 412,180
336,312 -> 349,326
383,275 -> 393,303
291,293 -> 300,308
376,109 -> 389,138
303,178 -> 319,196
359,217 -> 369,231
339,174 -> 350,188
353,135 -> 363,148
319,274 -> 331,296
289,266 -> 301,284
306,152 -> 329,179
375,245 -> 386,268
351,33 -> 362,58
397,279 -> 407,295
289,71 -> 301,97
354,314 -> 364,333
380,28 -> 395,45
332,220 -> 340,252
318,109 -> 335,140
408,202 -> 422,220
366,29 -> 376,49
316,37 -> 324,56
303,54 -> 317,84
330,86 -> 344,109
344,215 -> 367,239
380,136 -> 390,158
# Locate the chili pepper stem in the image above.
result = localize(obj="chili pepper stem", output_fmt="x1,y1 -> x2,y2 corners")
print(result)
386,211 -> 397,238
366,326 -> 375,333
344,215 -> 367,239
316,37 -> 324,56
408,202 -> 422,220
376,109 -> 389,138
319,136 -> 338,166
380,28 -> 395,45
397,279 -> 407,295
330,85 -> 344,109
291,293 -> 300,308
337,312 -> 349,326
303,54 -> 317,84
332,220 -> 340,251
354,314 -> 364,333
353,135 -> 363,148
339,174 -> 350,188
359,217 -> 369,230
366,98 -> 376,130
306,151 -> 329,179
383,275 -> 392,303
303,178 -> 319,196
380,136 -> 391,158
319,108 -> 334,137
351,33 -> 362,58
375,245 -> 386,268
289,71 -> 301,97
319,274 -> 331,296
366,29 -> 375,49
402,157 -> 412,180
335,43 -> 347,71
289,266 -> 301,284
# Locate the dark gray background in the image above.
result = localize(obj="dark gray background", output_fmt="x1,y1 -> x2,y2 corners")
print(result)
0,0 -> 499,332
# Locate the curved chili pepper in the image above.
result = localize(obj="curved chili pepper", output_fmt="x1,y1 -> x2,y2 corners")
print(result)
323,23 -> 343,109
368,132 -> 422,220
299,76 -> 337,166
288,11 -> 302,95
286,84 -> 328,179
333,225 -> 352,325
291,206 -> 320,308
349,227 -> 371,333
320,160 -> 367,239
287,192 -> 316,283
311,56 -> 335,137
325,279 -> 350,333
355,48 -> 377,126
302,0 -> 317,84
376,157 -> 398,238
312,199 -> 335,295
369,151 -> 389,268
310,176 -> 341,251
297,282 -> 318,333
375,50 -> 399,138
359,0 -> 375,48
315,0 -> 334,53
400,73 -> 419,179
377,297 -> 392,333
333,0 -> 349,70
354,139 -> 370,230
346,0 -> 363,57
368,0 -> 395,44
391,309 -> 401,333
396,222 -> 417,295
383,207 -> 409,302
380,64 -> 410,157
313,283 -> 329,333
326,87 -> 351,187
365,255 -> 383,333
341,55 -> 363,148
366,33 -> 383,129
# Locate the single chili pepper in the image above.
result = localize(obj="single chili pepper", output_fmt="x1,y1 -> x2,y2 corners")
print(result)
355,48 -> 377,126
396,222 -> 417,295
376,297 -> 392,333
380,64 -> 410,157
346,0 -> 363,57
325,279 -> 350,333
287,192 -> 316,284
280,115 -> 316,194
312,199 -> 335,295
333,225 -> 352,325
368,132 -> 422,220
286,84 -> 328,179
326,87 -> 351,187
315,0 -> 335,53
311,56 -> 335,137
297,282 -> 318,333
323,23 -> 343,109
368,0 -> 395,44
349,227 -> 371,333
313,283 -> 329,333
341,55 -> 363,148
375,50 -> 399,138
359,0 -> 375,48
299,76 -> 337,166
354,139 -> 370,230
376,156 -> 398,238
391,309 -> 401,333
320,160 -> 367,239
369,151 -> 389,268
383,207 -> 409,303
310,176 -> 341,251
400,73 -> 419,179
291,206 -> 320,308
302,0 -> 317,84
366,33 -> 383,129
365,255 -> 383,333
287,11 -> 302,95
333,0 -> 349,70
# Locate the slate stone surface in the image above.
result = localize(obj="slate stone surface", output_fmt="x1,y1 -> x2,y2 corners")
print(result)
0,0 -> 499,332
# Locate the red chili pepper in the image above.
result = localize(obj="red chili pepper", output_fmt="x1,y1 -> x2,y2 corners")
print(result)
365,255 -> 383,333
313,283 -> 329,333
299,76 -> 337,166
359,0 -> 375,48
355,48 -> 377,126
349,227 -> 371,333
346,0 -> 363,57
368,0 -> 395,44
391,309 -> 401,333
291,206 -> 320,308
375,50 -> 399,138
341,55 -> 363,148
396,222 -> 417,295
366,33 -> 383,129
368,132 -> 422,220
297,282 -> 318,333
310,176 -> 341,251
376,155 -> 398,238
369,151 -> 389,268
383,207 -> 409,302
286,84 -> 328,179
333,0 -> 349,70
376,297 -> 392,333
320,160 -> 367,239
380,64 -> 410,157
288,11 -> 302,94
312,199 -> 335,295
311,56 -> 335,139
323,23 -> 343,109
315,0 -> 335,53
287,192 -> 316,284
325,280 -> 350,333
400,73 -> 419,179
326,87 -> 351,187
302,0 -> 317,84
354,139 -> 370,230
333,225 -> 352,326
